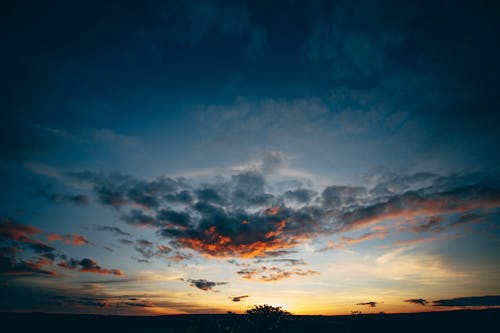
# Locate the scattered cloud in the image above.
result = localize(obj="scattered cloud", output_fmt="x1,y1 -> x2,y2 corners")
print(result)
95,226 -> 132,237
237,266 -> 319,282
231,295 -> 249,302
47,233 -> 90,246
58,258 -> 124,276
356,301 -> 378,308
186,278 -> 228,291
35,186 -> 89,206
404,298 -> 428,306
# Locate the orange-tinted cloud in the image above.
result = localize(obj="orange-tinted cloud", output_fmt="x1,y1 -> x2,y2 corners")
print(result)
0,218 -> 41,242
337,190 -> 500,233
319,226 -> 388,251
47,233 -> 90,246
0,256 -> 57,276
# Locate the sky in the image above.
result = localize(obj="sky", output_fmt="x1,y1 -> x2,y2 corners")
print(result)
1,0 -> 500,315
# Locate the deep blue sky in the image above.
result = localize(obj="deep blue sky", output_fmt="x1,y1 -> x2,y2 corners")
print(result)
1,0 -> 499,315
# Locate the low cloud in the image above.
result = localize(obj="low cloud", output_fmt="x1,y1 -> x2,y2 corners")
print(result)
231,295 -> 249,302
356,301 -> 378,308
433,295 -> 500,307
404,298 -> 428,306
186,279 -> 228,291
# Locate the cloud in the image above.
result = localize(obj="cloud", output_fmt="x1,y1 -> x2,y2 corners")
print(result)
186,278 -> 228,291
319,226 -> 388,252
67,171 -> 185,209
123,209 -> 158,227
157,209 -> 191,228
96,226 -> 131,237
122,301 -> 154,308
0,256 -> 56,277
67,169 -> 500,261
231,295 -> 248,302
47,233 -> 90,246
284,189 -> 316,204
0,218 -> 65,278
166,251 -> 193,262
322,185 -> 367,208
0,218 -> 57,255
334,186 -> 500,233
237,266 -> 319,282
58,258 -> 124,276
119,238 -> 134,246
356,301 -> 377,308
132,239 -> 173,260
404,298 -> 428,306
433,295 -> 500,307
35,186 -> 89,206
0,284 -> 110,311
258,259 -> 307,266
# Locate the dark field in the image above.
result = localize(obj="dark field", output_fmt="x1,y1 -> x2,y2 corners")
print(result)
1,309 -> 498,333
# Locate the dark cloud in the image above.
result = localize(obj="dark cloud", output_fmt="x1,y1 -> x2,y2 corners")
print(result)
67,171 -> 184,210
195,188 -> 227,205
284,189 -> 316,204
322,185 -> 367,208
122,209 -> 157,227
58,258 -> 124,276
404,298 -> 428,306
0,284 -> 109,311
129,237 -> 175,261
164,190 -> 194,204
119,238 -> 134,246
96,226 -> 132,237
157,209 -> 191,228
231,172 -> 273,206
231,295 -> 249,302
0,255 -> 56,277
0,218 -> 57,258
134,239 -> 155,259
356,302 -> 377,308
335,185 -> 500,233
186,279 -> 228,291
35,186 -> 89,206
433,295 -> 500,307
69,170 -> 500,260
123,301 -> 154,308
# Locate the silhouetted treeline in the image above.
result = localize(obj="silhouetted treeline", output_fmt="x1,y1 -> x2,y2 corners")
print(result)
0,308 -> 498,333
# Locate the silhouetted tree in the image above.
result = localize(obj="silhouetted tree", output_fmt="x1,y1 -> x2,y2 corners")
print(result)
245,304 -> 291,332
246,304 -> 291,316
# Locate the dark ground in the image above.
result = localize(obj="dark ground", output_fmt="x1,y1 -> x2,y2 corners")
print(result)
1,309 -> 498,333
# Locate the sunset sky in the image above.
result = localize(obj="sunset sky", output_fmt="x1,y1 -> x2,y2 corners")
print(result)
1,0 -> 499,315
